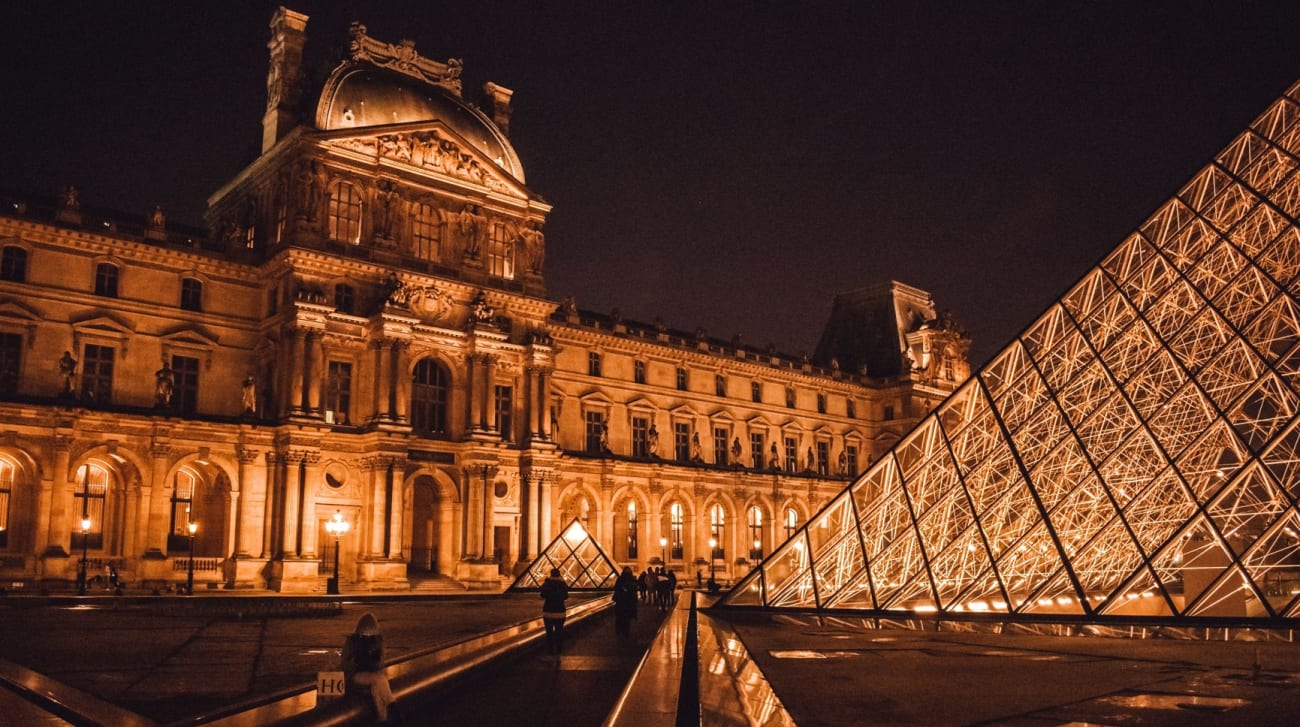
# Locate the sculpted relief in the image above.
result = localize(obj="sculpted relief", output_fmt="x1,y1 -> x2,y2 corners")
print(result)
326,130 -> 514,195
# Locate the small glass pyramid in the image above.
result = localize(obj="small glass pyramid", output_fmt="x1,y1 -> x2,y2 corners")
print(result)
508,518 -> 620,591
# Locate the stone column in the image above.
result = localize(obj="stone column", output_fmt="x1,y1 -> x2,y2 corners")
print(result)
393,342 -> 411,423
145,444 -> 171,554
40,437 -> 71,554
235,447 -> 263,557
462,467 -> 481,559
301,454 -> 323,557
306,332 -> 323,416
387,459 -> 405,560
289,329 -> 307,414
261,453 -> 277,558
467,355 -> 484,432
481,474 -> 493,561
485,358 -> 498,434
372,340 -> 391,421
525,367 -> 539,440
282,453 -> 302,557
524,473 -> 540,560
539,369 -> 553,440
539,476 -> 553,546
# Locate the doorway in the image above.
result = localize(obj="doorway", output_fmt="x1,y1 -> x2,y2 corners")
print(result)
493,526 -> 512,575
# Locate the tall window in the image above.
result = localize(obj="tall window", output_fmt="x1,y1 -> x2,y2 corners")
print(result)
72,463 -> 108,550
334,283 -> 355,315
673,422 -> 690,462
750,432 -> 764,469
0,246 -> 27,282
817,441 -> 830,476
168,470 -> 196,552
588,352 -> 601,377
488,223 -> 514,279
846,445 -> 859,477
714,374 -> 726,397
411,359 -> 449,434
785,387 -> 796,408
632,416 -> 650,457
669,502 -> 684,559
709,504 -> 725,559
675,367 -> 688,391
180,278 -> 203,312
784,507 -> 799,539
748,507 -> 763,560
751,381 -> 761,403
784,436 -> 798,473
626,501 -> 639,560
412,203 -> 442,261
94,263 -> 119,297
327,361 -> 352,425
847,399 -> 857,418
586,411 -> 605,453
327,181 -> 363,244
0,459 -> 11,547
81,344 -> 114,404
713,427 -> 729,464
171,355 -> 199,415
634,360 -> 646,384
495,385 -> 513,441
0,332 -> 20,396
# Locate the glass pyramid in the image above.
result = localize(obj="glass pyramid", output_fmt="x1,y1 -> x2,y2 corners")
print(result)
724,79 -> 1300,620
508,518 -> 619,591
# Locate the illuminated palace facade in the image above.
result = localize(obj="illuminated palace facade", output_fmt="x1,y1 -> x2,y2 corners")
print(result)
0,9 -> 968,593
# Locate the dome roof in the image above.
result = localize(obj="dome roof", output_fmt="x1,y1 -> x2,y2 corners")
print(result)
316,66 -> 525,182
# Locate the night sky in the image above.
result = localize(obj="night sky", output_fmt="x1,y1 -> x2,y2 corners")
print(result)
6,2 -> 1300,367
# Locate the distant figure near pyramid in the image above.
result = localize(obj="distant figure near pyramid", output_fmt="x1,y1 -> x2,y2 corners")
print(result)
724,78 -> 1300,620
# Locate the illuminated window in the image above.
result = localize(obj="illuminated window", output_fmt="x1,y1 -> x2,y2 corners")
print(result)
72,463 -> 108,550
710,504 -> 725,559
327,181 -> 363,244
669,502 -> 684,559
411,203 -> 442,261
80,344 -> 114,404
168,470 -> 197,552
750,432 -> 765,468
327,361 -> 352,425
1,246 -> 26,282
588,352 -> 601,377
180,278 -> 203,312
783,507 -> 799,539
784,436 -> 798,473
626,501 -> 639,560
411,359 -> 449,434
714,373 -> 726,397
0,332 -> 21,397
846,445 -> 859,476
334,283 -> 355,315
634,360 -> 646,384
0,459 -> 11,547
748,507 -> 763,559
94,263 -> 118,297
171,355 -> 199,415
488,223 -> 514,279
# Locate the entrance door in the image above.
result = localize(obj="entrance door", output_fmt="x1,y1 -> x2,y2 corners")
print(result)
493,526 -> 512,576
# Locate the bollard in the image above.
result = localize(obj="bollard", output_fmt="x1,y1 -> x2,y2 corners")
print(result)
341,612 -> 396,722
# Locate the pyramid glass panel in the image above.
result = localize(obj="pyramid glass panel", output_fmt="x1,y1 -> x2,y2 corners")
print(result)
507,518 -> 619,591
723,78 -> 1300,622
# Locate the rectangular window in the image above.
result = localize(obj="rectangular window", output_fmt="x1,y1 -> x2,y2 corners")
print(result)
495,385 -> 513,441
847,399 -> 856,419
488,223 -> 514,279
817,393 -> 826,414
72,465 -> 107,551
0,247 -> 27,283
750,432 -> 764,469
171,355 -> 199,415
585,411 -> 605,454
327,183 -> 363,244
675,367 -> 688,391
817,441 -> 830,476
0,332 -> 20,396
633,360 -> 646,384
673,422 -> 690,462
632,416 -> 649,457
326,361 -> 352,425
412,203 -> 442,261
751,381 -> 761,403
180,279 -> 203,312
588,352 -> 601,377
714,373 -> 726,397
713,427 -> 729,464
334,284 -> 355,315
784,437 -> 798,473
846,446 -> 859,477
884,404 -> 895,420
94,264 -> 118,297
80,344 -> 114,404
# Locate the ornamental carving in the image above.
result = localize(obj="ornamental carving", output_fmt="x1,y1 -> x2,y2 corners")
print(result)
385,274 -> 451,323
348,22 -> 462,94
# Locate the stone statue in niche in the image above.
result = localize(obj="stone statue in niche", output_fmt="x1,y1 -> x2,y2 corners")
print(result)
385,272 -> 410,307
768,442 -> 781,470
155,360 -> 175,407
731,437 -> 742,465
647,425 -> 660,458
838,450 -> 848,476
149,206 -> 166,230
519,221 -> 545,275
690,432 -> 703,463
599,421 -> 610,453
470,291 -> 495,324
242,375 -> 257,414
61,185 -> 80,209
806,447 -> 815,472
458,204 -> 484,260
373,180 -> 399,240
58,351 -> 77,395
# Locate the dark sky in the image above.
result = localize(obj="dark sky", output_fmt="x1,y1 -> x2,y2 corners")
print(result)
6,2 -> 1300,367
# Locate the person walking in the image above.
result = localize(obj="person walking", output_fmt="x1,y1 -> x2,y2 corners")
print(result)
613,566 -> 638,638
540,567 -> 569,654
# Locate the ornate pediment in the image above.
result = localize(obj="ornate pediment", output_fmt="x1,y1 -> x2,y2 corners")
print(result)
347,22 -> 462,94
323,126 -> 526,198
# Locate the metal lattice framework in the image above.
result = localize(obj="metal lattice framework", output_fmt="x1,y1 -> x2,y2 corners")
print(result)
724,79 -> 1300,620
508,518 -> 619,591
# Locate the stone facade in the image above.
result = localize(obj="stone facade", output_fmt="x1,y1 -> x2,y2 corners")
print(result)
0,9 -> 969,592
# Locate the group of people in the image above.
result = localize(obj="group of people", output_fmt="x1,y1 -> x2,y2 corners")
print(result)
638,566 -> 678,611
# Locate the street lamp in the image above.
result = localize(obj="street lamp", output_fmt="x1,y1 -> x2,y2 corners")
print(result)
186,521 -> 197,595
708,537 -> 717,582
325,510 -> 350,595
659,536 -> 667,564
77,516 -> 91,595
753,538 -> 762,561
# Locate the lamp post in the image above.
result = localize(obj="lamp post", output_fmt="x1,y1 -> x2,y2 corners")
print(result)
325,510 -> 350,595
659,536 -> 667,564
708,537 -> 717,582
186,521 -> 197,595
78,516 -> 91,595
754,538 -> 762,561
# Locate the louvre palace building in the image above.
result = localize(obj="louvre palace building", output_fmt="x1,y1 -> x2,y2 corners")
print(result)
0,8 -> 969,593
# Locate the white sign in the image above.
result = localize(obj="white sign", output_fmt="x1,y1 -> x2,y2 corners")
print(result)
317,671 -> 346,697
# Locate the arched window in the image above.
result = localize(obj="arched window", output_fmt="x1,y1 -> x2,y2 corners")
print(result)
0,246 -> 27,282
168,470 -> 197,552
0,458 -> 12,547
710,503 -> 725,560
72,463 -> 109,550
327,181 -> 363,244
748,506 -> 763,560
784,507 -> 799,540
411,359 -> 449,434
412,203 -> 442,261
626,501 -> 639,560
669,502 -> 684,560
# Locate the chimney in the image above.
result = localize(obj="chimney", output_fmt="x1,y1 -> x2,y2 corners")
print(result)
262,7 -> 310,153
483,82 -> 514,136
